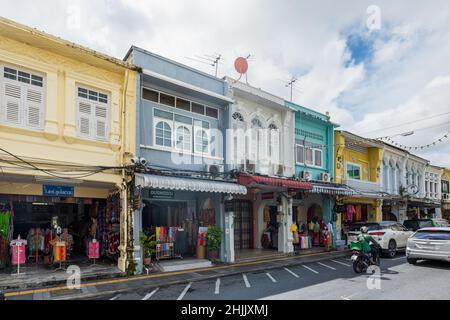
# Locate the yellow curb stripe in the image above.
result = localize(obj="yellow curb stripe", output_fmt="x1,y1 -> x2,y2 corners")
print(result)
5,250 -> 338,297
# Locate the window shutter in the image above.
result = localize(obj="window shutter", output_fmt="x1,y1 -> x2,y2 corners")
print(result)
271,130 -> 280,163
78,101 -> 91,136
3,82 -> 21,124
26,88 -> 43,128
94,104 -> 107,139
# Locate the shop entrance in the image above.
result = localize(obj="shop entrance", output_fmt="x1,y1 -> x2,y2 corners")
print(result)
0,193 -> 121,272
261,205 -> 278,250
142,200 -> 194,259
233,200 -> 252,250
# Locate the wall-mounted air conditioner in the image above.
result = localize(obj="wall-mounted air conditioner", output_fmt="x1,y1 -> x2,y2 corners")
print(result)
321,172 -> 330,182
301,171 -> 312,181
205,164 -> 224,177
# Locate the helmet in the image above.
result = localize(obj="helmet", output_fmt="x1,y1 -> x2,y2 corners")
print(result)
360,226 -> 369,234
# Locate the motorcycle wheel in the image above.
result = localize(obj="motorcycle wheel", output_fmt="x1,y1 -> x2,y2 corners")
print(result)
353,259 -> 364,273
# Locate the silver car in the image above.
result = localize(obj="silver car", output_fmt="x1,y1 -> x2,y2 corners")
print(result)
406,227 -> 450,264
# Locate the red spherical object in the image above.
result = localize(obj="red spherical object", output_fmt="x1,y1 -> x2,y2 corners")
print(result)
234,57 -> 248,74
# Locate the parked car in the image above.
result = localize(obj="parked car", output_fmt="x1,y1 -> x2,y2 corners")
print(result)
403,219 -> 450,231
406,227 -> 450,264
346,221 -> 414,258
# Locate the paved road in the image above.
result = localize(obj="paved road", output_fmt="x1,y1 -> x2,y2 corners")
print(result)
97,254 -> 449,300
6,254 -> 449,300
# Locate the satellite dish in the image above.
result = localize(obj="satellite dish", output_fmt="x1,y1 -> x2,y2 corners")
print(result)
234,57 -> 248,75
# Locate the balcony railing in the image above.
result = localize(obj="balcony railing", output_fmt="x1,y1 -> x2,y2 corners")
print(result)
343,178 -> 382,193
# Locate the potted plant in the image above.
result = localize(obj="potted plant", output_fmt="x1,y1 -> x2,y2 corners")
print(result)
140,232 -> 157,266
206,226 -> 223,261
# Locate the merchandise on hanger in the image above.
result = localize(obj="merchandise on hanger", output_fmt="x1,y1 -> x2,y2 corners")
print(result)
10,236 -> 27,265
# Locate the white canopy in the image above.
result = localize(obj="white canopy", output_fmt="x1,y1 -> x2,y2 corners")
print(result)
135,173 -> 247,195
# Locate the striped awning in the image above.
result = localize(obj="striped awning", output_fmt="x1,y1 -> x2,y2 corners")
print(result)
308,184 -> 356,196
135,173 -> 247,195
237,173 -> 313,190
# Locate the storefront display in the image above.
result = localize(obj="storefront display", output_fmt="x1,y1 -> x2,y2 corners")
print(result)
0,202 -> 12,269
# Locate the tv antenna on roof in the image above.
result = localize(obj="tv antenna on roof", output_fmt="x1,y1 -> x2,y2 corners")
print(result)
278,77 -> 302,101
185,53 -> 223,77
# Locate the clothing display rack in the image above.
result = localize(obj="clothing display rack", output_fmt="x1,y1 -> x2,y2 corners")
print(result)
151,226 -> 182,260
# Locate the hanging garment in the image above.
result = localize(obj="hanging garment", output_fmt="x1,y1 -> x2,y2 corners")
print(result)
53,241 -> 66,262
293,232 -> 299,244
0,236 -> 9,268
88,240 -> 100,259
355,205 -> 362,221
347,205 -> 356,221
10,238 -> 27,265
290,223 -> 298,233
156,227 -> 161,242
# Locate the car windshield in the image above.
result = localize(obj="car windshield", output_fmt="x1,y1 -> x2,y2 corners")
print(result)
418,220 -> 433,228
433,220 -> 450,227
413,230 -> 450,240
349,223 -> 379,231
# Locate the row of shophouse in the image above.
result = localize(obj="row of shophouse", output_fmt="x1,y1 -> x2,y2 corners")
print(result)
0,17 -> 449,275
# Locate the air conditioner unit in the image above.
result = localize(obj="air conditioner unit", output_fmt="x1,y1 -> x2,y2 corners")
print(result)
320,172 -> 330,182
300,171 -> 312,181
205,164 -> 224,177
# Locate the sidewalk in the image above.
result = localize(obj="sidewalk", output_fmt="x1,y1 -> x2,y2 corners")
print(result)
4,248 -> 350,300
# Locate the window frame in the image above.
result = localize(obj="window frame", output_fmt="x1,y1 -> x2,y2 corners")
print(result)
194,128 -> 210,155
76,85 -> 110,141
295,140 -> 323,168
175,124 -> 192,153
154,119 -> 173,149
0,64 -> 46,131
346,162 -> 362,180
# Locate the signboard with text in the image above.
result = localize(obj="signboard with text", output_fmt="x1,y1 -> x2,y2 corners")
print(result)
43,185 -> 74,197
148,189 -> 175,199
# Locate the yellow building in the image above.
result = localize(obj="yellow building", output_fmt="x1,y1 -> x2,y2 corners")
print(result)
334,131 -> 384,236
0,17 -> 138,272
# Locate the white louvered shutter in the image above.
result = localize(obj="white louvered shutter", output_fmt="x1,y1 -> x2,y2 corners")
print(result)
26,87 -> 43,128
3,82 -> 22,125
271,130 -> 280,164
94,104 -> 107,139
78,100 -> 91,136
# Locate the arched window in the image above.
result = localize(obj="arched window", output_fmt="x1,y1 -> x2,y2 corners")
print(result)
195,130 -> 209,154
268,123 -> 279,162
250,118 -> 264,162
175,125 -> 191,152
251,118 -> 263,128
155,121 -> 172,147
396,163 -> 401,194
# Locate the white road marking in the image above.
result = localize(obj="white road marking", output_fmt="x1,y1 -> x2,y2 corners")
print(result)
331,259 -> 351,267
243,274 -> 251,288
283,267 -> 300,278
318,262 -> 337,270
265,272 -> 277,283
391,256 -> 406,260
142,288 -> 159,300
109,294 -> 121,300
301,264 -> 319,274
177,282 -> 192,301
341,293 -> 357,300
215,278 -> 220,295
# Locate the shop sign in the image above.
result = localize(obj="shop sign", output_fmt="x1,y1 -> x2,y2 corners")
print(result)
149,189 -> 174,199
261,192 -> 274,200
224,200 -> 234,212
43,185 -> 74,197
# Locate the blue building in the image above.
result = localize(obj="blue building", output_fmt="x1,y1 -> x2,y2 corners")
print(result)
288,101 -> 353,247
124,47 -> 246,273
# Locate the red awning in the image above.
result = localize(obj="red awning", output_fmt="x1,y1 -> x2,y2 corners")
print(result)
237,174 -> 313,190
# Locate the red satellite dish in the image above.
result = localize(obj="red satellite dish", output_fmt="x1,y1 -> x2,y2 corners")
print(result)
234,57 -> 248,75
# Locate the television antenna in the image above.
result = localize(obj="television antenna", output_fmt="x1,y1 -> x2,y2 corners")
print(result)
278,77 -> 302,101
185,53 -> 223,77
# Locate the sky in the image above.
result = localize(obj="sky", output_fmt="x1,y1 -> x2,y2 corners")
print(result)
1,0 -> 450,166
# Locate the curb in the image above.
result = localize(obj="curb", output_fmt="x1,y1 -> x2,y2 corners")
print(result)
51,250 -> 350,300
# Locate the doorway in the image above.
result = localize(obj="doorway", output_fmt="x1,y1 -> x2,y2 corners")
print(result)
233,200 -> 252,250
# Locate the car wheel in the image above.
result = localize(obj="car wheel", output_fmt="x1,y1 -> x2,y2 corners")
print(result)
407,258 -> 417,265
387,240 -> 397,258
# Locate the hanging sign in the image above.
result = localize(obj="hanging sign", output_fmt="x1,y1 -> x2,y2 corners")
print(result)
148,189 -> 174,199
43,185 -> 74,197
261,192 -> 274,200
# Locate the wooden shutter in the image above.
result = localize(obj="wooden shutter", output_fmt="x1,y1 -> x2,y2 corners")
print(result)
26,87 -> 43,128
94,104 -> 107,139
78,100 -> 91,136
3,82 -> 21,125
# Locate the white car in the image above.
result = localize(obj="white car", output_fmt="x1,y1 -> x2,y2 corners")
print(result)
346,221 -> 414,258
406,227 -> 450,264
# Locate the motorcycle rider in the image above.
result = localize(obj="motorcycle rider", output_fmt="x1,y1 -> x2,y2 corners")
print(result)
357,226 -> 380,264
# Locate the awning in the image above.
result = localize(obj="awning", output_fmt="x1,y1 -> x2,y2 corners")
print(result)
135,173 -> 247,195
237,174 -> 313,190
308,184 -> 356,196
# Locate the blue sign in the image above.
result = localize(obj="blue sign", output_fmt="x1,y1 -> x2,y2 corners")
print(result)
43,185 -> 74,197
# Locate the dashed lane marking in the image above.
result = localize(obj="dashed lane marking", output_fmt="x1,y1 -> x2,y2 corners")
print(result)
331,259 -> 351,267
177,282 -> 192,301
317,262 -> 337,270
215,278 -> 220,295
283,267 -> 300,278
109,294 -> 121,300
243,274 -> 251,288
142,288 -> 159,300
265,272 -> 277,283
301,264 -> 319,274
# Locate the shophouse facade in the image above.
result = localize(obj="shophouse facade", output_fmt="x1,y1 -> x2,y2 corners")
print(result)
124,48 -> 246,273
334,131 -> 384,240
289,102 -> 353,247
0,17 -> 138,272
441,168 -> 450,220
224,77 -> 314,262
